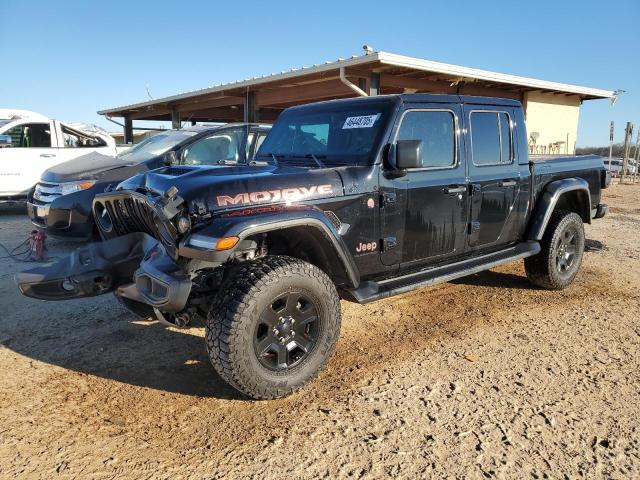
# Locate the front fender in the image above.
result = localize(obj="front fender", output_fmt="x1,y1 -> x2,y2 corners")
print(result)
527,178 -> 591,241
180,207 -> 360,288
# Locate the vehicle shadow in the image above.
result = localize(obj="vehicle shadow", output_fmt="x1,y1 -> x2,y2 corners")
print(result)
0,202 -> 26,215
451,269 -> 535,290
0,301 -> 246,401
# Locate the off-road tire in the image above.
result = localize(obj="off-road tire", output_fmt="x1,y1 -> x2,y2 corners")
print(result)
117,295 -> 156,319
525,210 -> 585,289
205,256 -> 341,399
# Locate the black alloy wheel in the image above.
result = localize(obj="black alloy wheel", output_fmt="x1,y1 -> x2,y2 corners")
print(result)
253,291 -> 319,370
555,224 -> 579,276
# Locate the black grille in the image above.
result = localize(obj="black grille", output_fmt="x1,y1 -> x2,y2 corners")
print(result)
93,192 -> 176,246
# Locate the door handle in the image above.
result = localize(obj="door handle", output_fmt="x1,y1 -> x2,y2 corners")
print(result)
443,186 -> 466,194
40,154 -> 56,158
500,180 -> 517,187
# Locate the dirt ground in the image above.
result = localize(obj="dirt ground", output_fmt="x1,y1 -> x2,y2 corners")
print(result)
0,183 -> 639,479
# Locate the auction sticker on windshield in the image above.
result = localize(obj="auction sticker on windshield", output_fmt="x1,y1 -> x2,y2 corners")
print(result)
343,114 -> 380,129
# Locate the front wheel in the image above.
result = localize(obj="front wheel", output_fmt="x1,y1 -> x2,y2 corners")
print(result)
205,256 -> 341,399
525,210 -> 585,289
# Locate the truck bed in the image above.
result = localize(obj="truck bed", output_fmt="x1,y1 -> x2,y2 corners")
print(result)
530,154 -> 605,208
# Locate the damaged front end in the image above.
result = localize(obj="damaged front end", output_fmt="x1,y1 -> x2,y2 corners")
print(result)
16,232 -> 192,312
17,186 -> 195,316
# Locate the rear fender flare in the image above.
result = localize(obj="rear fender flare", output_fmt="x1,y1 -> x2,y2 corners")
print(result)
527,178 -> 591,241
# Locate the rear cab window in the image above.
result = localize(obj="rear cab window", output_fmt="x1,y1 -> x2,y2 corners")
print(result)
470,111 -> 513,165
61,125 -> 106,148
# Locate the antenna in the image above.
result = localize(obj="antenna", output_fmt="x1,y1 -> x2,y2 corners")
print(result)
145,84 -> 154,100
362,45 -> 373,55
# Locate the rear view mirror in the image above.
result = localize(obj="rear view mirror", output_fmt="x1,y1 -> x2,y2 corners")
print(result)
396,140 -> 423,169
0,134 -> 12,147
164,150 -> 178,165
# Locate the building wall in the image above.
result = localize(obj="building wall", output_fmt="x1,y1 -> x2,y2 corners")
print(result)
523,91 -> 581,155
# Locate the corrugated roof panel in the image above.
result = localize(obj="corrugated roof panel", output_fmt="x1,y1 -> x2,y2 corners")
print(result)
98,51 -> 615,115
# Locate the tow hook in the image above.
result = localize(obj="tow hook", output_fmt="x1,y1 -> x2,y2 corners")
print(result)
153,308 -> 192,328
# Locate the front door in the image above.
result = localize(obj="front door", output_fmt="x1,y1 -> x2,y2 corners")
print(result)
464,107 -> 521,249
380,104 -> 468,269
0,121 -> 58,195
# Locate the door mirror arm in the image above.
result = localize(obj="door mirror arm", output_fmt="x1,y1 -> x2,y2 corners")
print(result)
382,143 -> 407,178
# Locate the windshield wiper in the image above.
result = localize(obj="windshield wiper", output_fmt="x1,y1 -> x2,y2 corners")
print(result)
255,152 -> 280,166
305,154 -> 326,168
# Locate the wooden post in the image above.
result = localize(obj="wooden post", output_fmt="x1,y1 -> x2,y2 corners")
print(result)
607,121 -> 614,174
369,72 -> 380,96
633,129 -> 640,183
124,116 -> 133,144
244,91 -> 258,123
171,108 -> 181,129
621,122 -> 632,184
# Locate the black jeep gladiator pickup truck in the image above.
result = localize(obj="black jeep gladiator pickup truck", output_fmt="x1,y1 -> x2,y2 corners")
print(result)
17,94 -> 609,399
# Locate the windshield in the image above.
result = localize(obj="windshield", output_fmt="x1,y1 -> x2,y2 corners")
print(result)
0,120 -> 13,130
256,101 -> 394,166
118,130 -> 197,163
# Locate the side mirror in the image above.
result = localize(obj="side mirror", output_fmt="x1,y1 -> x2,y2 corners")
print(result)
164,150 -> 178,166
396,140 -> 423,169
0,134 -> 12,148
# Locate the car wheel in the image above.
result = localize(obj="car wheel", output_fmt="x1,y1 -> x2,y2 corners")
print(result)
525,210 -> 585,290
205,256 -> 341,399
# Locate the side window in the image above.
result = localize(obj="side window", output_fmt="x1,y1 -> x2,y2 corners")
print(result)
4,123 -> 51,147
397,110 -> 456,168
61,125 -> 106,148
183,133 -> 240,165
470,111 -> 512,165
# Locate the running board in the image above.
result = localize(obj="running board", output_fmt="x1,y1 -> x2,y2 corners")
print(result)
344,241 -> 540,304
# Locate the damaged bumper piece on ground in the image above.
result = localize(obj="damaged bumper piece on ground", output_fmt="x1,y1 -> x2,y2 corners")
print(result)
16,232 -> 191,312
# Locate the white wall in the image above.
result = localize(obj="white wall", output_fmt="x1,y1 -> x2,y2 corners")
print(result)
524,92 -> 581,154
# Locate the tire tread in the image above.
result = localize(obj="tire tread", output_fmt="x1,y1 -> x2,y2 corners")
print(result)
205,256 -> 341,399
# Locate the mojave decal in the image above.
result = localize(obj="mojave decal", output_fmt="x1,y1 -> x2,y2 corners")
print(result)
216,184 -> 333,207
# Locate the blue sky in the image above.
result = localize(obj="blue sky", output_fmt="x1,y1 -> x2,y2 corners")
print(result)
1,0 -> 637,147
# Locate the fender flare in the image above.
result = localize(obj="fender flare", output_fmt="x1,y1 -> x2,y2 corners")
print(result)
527,178 -> 591,241
180,209 -> 360,288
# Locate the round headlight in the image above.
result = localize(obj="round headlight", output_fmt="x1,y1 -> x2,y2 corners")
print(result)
176,215 -> 191,235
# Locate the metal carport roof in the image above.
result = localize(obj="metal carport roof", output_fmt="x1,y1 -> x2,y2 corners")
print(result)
98,50 -> 615,141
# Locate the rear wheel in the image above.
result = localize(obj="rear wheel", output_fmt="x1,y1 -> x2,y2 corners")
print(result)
525,210 -> 585,289
205,256 -> 341,399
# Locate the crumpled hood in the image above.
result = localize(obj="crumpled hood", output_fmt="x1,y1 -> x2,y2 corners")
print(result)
118,164 -> 345,213
41,152 -> 143,183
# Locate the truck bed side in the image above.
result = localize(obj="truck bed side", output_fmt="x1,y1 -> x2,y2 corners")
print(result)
530,154 -> 605,210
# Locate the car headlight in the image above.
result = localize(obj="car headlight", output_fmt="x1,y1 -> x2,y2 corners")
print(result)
60,180 -> 96,196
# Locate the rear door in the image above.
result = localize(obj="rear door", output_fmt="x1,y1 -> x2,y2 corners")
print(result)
53,122 -> 114,164
464,106 -> 521,249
